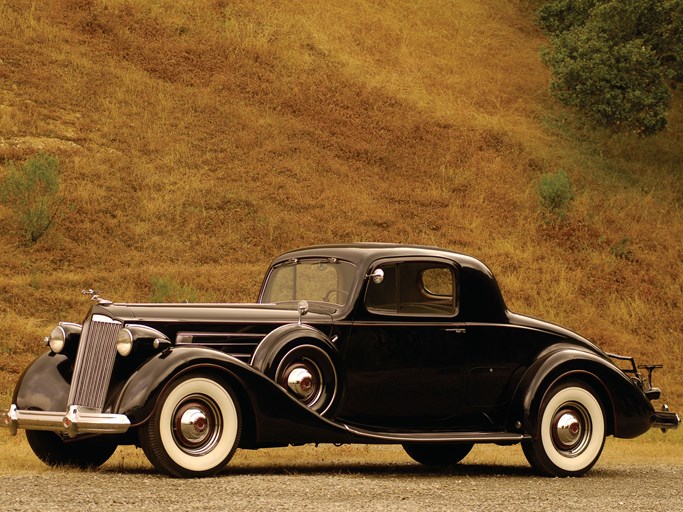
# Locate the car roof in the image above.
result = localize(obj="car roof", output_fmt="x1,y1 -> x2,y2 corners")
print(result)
271,243 -> 490,273
268,243 -> 508,321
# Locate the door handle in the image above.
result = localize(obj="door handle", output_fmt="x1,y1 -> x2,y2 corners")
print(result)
445,328 -> 466,334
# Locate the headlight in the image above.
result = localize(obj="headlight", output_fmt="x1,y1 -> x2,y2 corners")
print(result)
116,328 -> 134,357
115,324 -> 170,356
48,326 -> 66,353
45,322 -> 82,354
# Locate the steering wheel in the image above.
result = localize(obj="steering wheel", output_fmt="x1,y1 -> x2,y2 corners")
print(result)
323,289 -> 349,303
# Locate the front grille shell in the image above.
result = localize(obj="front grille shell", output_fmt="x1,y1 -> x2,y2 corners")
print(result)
67,314 -> 121,411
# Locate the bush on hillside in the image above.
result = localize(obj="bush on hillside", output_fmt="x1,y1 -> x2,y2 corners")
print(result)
538,0 -> 683,135
0,152 -> 61,244
537,169 -> 574,222
149,276 -> 200,303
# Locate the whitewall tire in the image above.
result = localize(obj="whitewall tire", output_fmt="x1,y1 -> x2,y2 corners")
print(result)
140,374 -> 241,478
523,381 -> 605,477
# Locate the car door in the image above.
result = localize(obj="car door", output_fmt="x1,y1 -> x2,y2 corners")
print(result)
339,259 -> 469,430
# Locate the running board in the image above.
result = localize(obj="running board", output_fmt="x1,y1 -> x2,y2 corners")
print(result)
343,425 -> 530,444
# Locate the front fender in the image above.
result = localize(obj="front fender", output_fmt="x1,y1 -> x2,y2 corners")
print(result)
112,345 -> 357,447
509,348 -> 654,439
13,352 -> 71,413
112,346 -> 259,424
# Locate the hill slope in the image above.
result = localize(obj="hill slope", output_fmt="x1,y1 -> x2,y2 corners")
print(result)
0,0 -> 681,406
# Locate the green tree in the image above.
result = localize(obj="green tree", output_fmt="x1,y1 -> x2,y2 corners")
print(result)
538,0 -> 683,135
0,152 -> 61,244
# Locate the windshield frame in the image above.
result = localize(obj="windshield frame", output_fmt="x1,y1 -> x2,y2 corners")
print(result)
259,257 -> 358,307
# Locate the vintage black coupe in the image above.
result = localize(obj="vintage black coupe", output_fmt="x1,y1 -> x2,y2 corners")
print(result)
2,244 -> 679,477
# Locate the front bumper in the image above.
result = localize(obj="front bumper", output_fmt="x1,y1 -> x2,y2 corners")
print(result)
3,404 -> 130,438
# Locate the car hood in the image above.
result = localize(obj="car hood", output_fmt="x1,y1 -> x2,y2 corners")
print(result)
91,302 -> 338,325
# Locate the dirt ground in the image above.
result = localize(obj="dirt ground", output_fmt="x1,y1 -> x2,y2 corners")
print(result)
1,457 -> 680,512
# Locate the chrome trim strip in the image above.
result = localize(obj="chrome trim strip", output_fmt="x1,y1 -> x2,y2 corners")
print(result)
176,331 -> 266,344
342,321 -> 469,328
343,425 -> 529,443
2,404 -> 130,437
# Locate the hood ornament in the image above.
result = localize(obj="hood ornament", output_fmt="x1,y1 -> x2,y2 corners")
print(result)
81,289 -> 113,305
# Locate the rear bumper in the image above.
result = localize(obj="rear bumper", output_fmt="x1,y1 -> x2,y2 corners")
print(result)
2,404 -> 130,438
652,409 -> 680,430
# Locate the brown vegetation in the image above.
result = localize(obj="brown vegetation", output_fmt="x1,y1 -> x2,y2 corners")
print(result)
0,0 -> 681,411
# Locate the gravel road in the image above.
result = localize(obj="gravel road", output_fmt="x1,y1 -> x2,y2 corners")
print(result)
2,460 -> 681,512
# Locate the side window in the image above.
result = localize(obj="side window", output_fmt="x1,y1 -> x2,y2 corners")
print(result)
365,262 -> 457,316
365,264 -> 397,313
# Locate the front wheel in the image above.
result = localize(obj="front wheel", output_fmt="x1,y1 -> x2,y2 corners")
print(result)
139,373 -> 241,478
403,443 -> 473,466
26,430 -> 117,469
523,381 -> 606,477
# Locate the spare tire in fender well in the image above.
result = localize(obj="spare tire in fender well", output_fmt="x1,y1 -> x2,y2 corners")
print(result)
251,324 -> 339,416
250,323 -> 337,371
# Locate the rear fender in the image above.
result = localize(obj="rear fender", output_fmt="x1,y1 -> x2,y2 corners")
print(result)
509,348 -> 654,439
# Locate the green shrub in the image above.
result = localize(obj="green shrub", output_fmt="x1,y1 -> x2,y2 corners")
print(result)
537,170 -> 574,222
0,152 -> 61,244
149,276 -> 200,303
610,237 -> 635,261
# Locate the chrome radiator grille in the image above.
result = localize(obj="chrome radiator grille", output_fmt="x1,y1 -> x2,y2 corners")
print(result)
67,314 -> 121,411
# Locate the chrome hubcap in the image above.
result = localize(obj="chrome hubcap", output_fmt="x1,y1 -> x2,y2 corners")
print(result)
179,407 -> 210,444
555,411 -> 582,448
287,367 -> 316,399
280,358 -> 323,406
173,398 -> 221,455
552,405 -> 590,456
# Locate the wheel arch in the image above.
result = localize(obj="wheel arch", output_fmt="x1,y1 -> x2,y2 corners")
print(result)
113,348 -> 258,441
508,348 -> 648,438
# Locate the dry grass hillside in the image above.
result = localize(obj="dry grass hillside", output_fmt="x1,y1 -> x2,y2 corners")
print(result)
0,0 -> 681,414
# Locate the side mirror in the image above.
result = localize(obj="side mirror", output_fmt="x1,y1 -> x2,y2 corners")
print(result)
367,268 -> 384,285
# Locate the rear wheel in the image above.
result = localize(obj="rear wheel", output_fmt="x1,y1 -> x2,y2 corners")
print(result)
139,373 -> 241,478
403,443 -> 473,466
523,381 -> 605,477
26,430 -> 117,469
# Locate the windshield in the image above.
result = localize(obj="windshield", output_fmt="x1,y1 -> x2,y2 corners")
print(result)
261,258 -> 357,306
